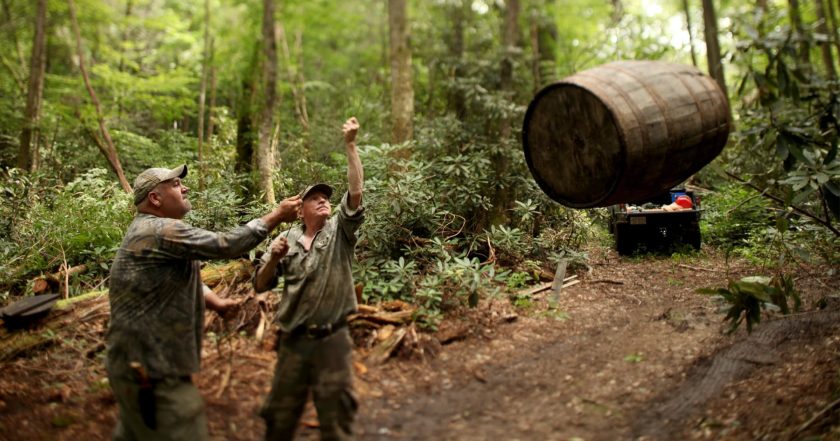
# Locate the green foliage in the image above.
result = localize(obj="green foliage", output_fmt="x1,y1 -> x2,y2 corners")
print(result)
701,181 -> 839,266
2,168 -> 133,286
699,274 -> 801,334
623,353 -> 644,363
504,271 -> 533,291
701,185 -> 772,249
727,12 -> 840,226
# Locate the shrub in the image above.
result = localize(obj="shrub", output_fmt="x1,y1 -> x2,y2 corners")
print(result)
4,168 -> 133,286
699,274 -> 801,333
701,184 -> 772,249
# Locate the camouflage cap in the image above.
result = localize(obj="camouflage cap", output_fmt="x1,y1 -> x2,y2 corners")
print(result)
133,164 -> 188,205
301,183 -> 333,201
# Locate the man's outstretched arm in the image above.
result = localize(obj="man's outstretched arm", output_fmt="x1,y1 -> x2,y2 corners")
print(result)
343,117 -> 363,210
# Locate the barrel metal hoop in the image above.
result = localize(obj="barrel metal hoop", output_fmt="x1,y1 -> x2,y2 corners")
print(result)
575,70 -> 650,151
603,64 -> 676,148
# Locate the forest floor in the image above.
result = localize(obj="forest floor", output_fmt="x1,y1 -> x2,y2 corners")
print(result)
0,246 -> 839,441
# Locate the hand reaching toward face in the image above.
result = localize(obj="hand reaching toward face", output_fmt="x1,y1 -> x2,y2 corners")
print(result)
277,195 -> 302,222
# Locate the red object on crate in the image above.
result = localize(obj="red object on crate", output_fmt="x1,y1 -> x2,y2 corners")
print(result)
675,195 -> 693,208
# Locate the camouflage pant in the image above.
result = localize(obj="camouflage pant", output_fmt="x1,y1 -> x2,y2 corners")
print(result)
109,375 -> 209,441
261,326 -> 358,441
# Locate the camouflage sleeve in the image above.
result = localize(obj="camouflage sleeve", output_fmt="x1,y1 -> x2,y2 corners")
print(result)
158,218 -> 269,260
337,191 -> 364,243
251,234 -> 285,292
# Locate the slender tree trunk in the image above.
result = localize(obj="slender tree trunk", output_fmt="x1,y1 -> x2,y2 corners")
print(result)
701,0 -> 728,98
530,12 -> 540,95
17,0 -> 47,172
292,29 -> 309,134
278,23 -> 309,131
537,0 -> 558,88
815,0 -> 838,79
610,0 -> 624,24
67,0 -> 132,193
447,0 -> 468,120
827,0 -> 840,60
206,39 -> 217,143
235,44 -> 260,183
1,0 -> 26,74
256,0 -> 277,204
116,0 -> 132,123
1,0 -> 27,94
197,0 -> 210,191
683,0 -> 699,66
388,0 -> 414,145
500,0 -> 519,139
492,0 -> 521,225
235,95 -> 254,175
789,0 -> 811,70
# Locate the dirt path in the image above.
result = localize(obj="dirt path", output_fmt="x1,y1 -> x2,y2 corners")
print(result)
356,255 -> 728,441
352,252 -> 840,440
1,251 -> 838,441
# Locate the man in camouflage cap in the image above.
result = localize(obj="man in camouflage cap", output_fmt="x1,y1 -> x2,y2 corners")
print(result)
254,117 -> 364,441
107,164 -> 302,441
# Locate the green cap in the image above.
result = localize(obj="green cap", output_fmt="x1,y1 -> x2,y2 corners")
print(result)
133,164 -> 188,205
301,183 -> 333,201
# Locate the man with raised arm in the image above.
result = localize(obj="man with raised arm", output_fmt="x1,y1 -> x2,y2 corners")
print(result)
107,164 -> 301,441
255,117 -> 364,441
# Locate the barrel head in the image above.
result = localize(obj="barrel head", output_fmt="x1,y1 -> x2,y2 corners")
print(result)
523,83 -> 624,208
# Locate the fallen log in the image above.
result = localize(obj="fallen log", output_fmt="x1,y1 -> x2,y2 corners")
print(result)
31,264 -> 88,294
517,275 -> 578,297
0,290 -> 108,361
367,326 -> 407,365
201,259 -> 254,288
348,309 -> 415,327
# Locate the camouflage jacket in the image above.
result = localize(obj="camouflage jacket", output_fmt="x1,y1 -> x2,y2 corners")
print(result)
107,214 -> 268,379
256,192 -> 364,332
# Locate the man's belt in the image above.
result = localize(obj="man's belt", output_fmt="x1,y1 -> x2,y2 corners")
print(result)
290,318 -> 347,340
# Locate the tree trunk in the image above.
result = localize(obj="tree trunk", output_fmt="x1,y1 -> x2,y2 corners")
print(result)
235,101 -> 255,177
256,0 -> 277,204
682,0 -> 699,66
815,0 -> 838,79
701,0 -> 728,98
235,44 -> 261,185
530,12 -> 540,95
389,0 -> 414,145
531,0 -> 558,93
67,0 -> 132,193
116,0 -> 132,124
827,0 -> 840,62
292,29 -> 309,136
491,0 -> 521,226
500,0 -> 519,139
610,0 -> 624,24
447,0 -> 468,120
788,0 -> 811,70
1,0 -> 27,75
1,0 -> 27,95
197,0 -> 210,191
17,0 -> 47,172
206,40 -> 217,144
278,23 -> 309,132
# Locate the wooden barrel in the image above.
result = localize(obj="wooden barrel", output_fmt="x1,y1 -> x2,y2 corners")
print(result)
522,61 -> 731,208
